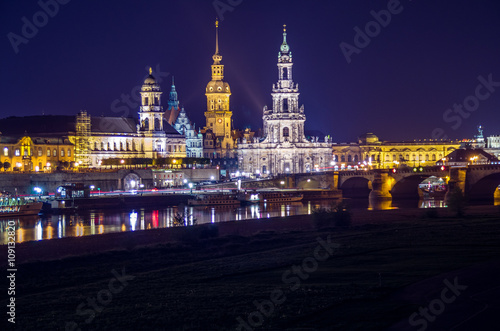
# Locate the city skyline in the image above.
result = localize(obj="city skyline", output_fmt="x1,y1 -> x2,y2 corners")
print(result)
2,0 -> 500,142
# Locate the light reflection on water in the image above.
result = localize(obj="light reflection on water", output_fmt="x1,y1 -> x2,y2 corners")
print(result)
0,197 -> 466,244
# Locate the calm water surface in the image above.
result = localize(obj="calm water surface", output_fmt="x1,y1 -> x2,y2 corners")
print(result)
1,198 -> 496,244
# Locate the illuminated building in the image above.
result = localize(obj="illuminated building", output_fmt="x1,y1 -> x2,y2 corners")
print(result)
238,26 -> 332,175
0,135 -> 74,172
80,69 -> 186,167
173,108 -> 203,158
331,133 -> 461,169
202,19 -> 236,159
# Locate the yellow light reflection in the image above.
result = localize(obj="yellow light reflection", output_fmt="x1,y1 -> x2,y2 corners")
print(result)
17,228 -> 24,243
46,224 -> 53,240
98,224 -> 104,234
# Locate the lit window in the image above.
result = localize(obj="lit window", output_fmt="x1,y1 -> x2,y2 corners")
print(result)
68,149 -> 71,157
15,149 -> 20,156
3,147 -> 8,156
38,148 -> 43,156
61,150 -> 64,157
53,149 -> 57,157
47,149 -> 51,157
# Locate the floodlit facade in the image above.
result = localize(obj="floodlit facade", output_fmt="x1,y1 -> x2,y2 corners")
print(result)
238,26 -> 332,175
0,135 -> 74,172
202,20 -> 237,158
331,133 -> 461,169
79,69 -> 186,167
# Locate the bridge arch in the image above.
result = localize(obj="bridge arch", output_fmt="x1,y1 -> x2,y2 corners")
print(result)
467,173 -> 500,202
390,174 -> 442,200
340,177 -> 372,198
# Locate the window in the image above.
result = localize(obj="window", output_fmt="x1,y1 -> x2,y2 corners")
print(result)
283,98 -> 288,112
53,149 -> 57,157
348,155 -> 352,162
3,147 -> 8,156
47,149 -> 51,157
61,149 -> 64,157
38,148 -> 43,156
67,149 -> 71,157
15,149 -> 20,156
432,154 -> 436,161
283,127 -> 289,137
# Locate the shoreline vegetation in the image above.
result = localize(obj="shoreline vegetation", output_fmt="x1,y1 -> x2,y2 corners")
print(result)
3,205 -> 500,330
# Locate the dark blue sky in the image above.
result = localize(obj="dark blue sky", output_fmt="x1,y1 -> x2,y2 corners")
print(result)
1,0 -> 500,142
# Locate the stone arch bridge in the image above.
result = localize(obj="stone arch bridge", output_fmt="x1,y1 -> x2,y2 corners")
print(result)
292,165 -> 500,202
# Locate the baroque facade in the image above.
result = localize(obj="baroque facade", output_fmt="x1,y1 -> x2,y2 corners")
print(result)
80,69 -> 186,167
238,26 -> 332,175
331,133 -> 461,169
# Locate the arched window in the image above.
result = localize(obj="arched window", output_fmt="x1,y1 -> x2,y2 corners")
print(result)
53,149 -> 57,157
283,127 -> 289,137
432,154 -> 436,161
341,155 -> 346,162
348,155 -> 352,163
154,118 -> 160,131
144,118 -> 149,131
67,149 -> 71,157
94,142 -> 98,150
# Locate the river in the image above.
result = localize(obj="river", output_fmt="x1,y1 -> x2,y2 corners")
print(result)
1,198 -> 497,244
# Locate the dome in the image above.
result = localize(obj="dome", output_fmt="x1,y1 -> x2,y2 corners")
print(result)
206,81 -> 231,93
358,133 -> 380,144
144,74 -> 156,84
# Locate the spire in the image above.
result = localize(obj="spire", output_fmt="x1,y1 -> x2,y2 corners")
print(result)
215,19 -> 219,55
168,77 -> 179,110
280,24 -> 290,54
212,19 -> 222,64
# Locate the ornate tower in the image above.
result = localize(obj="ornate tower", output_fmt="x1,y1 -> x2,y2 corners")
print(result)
204,19 -> 234,156
165,76 -> 181,125
138,68 -> 165,134
263,25 -> 306,144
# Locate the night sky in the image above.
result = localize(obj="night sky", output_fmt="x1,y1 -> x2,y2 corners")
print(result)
2,0 -> 500,142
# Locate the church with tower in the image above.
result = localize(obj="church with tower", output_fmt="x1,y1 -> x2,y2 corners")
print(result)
238,26 -> 333,175
201,19 -> 237,159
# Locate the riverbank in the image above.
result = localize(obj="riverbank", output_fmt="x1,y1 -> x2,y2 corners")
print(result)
3,205 -> 500,330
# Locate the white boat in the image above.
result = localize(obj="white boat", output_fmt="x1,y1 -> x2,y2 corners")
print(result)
187,194 -> 241,206
0,197 -> 43,218
237,191 -> 303,204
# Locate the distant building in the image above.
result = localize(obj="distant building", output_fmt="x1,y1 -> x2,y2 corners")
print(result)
332,133 -> 461,169
238,26 -> 332,175
80,68 -> 186,167
0,134 -> 74,172
437,148 -> 499,167
173,108 -> 203,158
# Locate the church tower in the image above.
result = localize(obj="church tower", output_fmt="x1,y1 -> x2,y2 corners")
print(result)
263,25 -> 306,144
138,68 -> 165,134
204,19 -> 234,157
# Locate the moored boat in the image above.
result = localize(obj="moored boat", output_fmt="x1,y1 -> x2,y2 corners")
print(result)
237,191 -> 303,204
0,197 -> 43,218
187,193 -> 241,206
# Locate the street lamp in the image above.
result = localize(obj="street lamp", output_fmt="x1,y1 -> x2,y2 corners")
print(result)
188,182 -> 193,194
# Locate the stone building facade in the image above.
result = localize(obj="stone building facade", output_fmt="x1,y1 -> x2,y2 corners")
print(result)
238,26 -> 332,175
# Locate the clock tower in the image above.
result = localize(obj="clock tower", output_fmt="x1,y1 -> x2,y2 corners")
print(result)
204,19 -> 234,157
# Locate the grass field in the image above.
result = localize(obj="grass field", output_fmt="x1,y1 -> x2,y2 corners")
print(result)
3,206 -> 500,330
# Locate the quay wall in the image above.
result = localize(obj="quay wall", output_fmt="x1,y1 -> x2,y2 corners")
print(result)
0,169 -> 154,194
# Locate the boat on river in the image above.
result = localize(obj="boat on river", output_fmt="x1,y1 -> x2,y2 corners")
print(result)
237,191 -> 304,204
0,197 -> 43,218
187,193 -> 241,206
